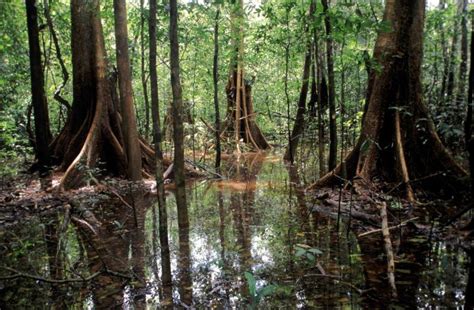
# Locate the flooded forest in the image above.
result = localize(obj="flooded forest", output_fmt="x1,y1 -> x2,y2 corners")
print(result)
1,0 -> 474,308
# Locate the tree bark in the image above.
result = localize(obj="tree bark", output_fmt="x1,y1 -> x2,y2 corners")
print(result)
317,42 -> 327,177
169,0 -> 192,305
149,0 -> 172,305
140,0 -> 150,140
457,0 -> 468,107
284,1 -> 315,163
321,0 -> 337,171
284,46 -> 312,163
25,0 -> 52,174
439,0 -> 449,106
213,6 -> 222,171
309,0 -> 467,198
446,0 -> 462,102
50,0 -> 154,189
113,0 -> 143,181
465,12 -> 474,196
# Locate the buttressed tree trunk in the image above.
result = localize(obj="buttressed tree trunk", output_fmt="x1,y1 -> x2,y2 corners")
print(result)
113,0 -> 143,181
223,0 -> 270,152
25,0 -> 52,173
51,0 -> 153,190
309,0 -> 466,199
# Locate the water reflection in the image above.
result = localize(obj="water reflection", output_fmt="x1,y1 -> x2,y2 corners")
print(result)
0,152 -> 471,308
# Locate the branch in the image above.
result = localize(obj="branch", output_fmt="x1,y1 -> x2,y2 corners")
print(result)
43,0 -> 70,112
0,266 -> 101,283
358,217 -> 419,237
379,202 -> 398,298
0,266 -> 132,284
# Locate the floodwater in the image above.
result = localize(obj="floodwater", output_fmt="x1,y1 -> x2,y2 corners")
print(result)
0,152 -> 472,309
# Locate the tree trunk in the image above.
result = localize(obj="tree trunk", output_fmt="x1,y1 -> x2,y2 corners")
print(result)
50,0 -> 155,190
169,0 -> 192,305
446,1 -> 462,102
316,37 -> 326,177
439,0 -> 449,106
322,0 -> 337,171
465,12 -> 474,196
25,0 -> 52,174
223,0 -> 270,152
149,0 -> 172,305
456,0 -> 468,108
113,0 -> 143,181
213,6 -> 222,171
284,46 -> 312,163
309,0 -> 466,198
140,0 -> 150,140
284,1 -> 315,163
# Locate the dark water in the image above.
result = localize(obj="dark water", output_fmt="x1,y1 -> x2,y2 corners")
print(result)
0,152 -> 471,309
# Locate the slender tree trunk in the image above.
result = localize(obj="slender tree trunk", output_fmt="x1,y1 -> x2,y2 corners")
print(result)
213,6 -> 221,171
149,0 -> 172,305
284,8 -> 291,166
140,0 -> 150,140
284,1 -> 315,163
446,1 -> 462,102
25,0 -> 52,174
284,46 -> 312,163
43,0 -> 70,114
308,45 -> 318,118
457,0 -> 468,106
113,0 -> 143,181
316,37 -> 326,177
340,39 -> 346,170
465,12 -> 474,195
321,0 -> 337,171
169,0 -> 192,304
439,0 -> 449,106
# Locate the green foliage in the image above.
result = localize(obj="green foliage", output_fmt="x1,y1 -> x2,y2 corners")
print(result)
295,243 -> 323,263
0,0 -> 468,175
244,271 -> 277,309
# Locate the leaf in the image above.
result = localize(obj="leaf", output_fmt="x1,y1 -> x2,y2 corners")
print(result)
295,249 -> 306,257
308,248 -> 323,255
244,271 -> 257,297
256,284 -> 277,303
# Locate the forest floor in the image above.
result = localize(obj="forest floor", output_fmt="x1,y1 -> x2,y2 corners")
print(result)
0,153 -> 472,240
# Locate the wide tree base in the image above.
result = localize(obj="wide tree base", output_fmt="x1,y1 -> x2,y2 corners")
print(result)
223,67 -> 271,152
307,0 -> 468,201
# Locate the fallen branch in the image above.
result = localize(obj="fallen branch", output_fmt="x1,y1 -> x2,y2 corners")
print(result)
380,202 -> 398,298
0,266 -> 99,283
303,273 -> 363,294
0,266 -> 132,284
185,159 -> 224,179
71,216 -> 98,235
163,163 -> 174,180
358,217 -> 419,238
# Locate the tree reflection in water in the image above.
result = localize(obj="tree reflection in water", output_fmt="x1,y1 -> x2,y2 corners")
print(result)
0,153 -> 471,308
